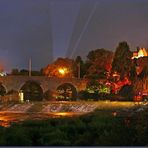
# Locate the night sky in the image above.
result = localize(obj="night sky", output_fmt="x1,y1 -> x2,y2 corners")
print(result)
0,0 -> 148,72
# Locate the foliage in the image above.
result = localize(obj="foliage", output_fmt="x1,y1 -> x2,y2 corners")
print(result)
78,80 -> 111,100
86,79 -> 100,93
131,108 -> 148,146
11,68 -> 19,75
43,58 -> 74,78
138,64 -> 148,79
118,84 -> 134,101
111,41 -> 132,80
56,83 -> 77,101
134,77 -> 148,95
72,56 -> 87,78
10,69 -> 43,76
85,48 -> 113,79
19,69 -> 29,75
129,61 -> 137,81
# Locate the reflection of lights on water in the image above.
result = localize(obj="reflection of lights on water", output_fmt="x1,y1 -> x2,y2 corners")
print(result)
105,100 -> 110,103
54,112 -> 72,116
52,112 -> 83,117
112,112 -> 117,116
0,117 -> 10,127
0,121 -> 10,127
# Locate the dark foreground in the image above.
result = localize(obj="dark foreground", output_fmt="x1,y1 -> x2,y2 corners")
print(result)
0,105 -> 148,146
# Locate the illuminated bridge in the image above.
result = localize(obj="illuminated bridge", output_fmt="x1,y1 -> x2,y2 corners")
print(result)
0,76 -> 87,101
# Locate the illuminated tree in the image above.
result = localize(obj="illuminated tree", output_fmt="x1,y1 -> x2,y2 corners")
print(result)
85,48 -> 113,79
134,76 -> 148,95
138,63 -> 148,79
86,79 -> 100,93
43,58 -> 74,78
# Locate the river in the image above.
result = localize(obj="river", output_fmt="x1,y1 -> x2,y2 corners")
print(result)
0,112 -> 84,127
0,101 -> 140,127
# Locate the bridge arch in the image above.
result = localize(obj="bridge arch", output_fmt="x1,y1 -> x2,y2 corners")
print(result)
56,83 -> 77,101
20,80 -> 43,101
0,83 -> 6,96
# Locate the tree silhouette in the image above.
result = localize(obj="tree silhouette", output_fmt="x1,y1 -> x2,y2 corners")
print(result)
111,41 -> 132,80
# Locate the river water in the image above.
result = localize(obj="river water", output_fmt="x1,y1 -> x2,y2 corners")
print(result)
0,101 -> 138,127
0,112 -> 84,127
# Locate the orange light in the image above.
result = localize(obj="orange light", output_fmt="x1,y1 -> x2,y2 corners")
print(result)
132,48 -> 148,59
112,112 -> 117,116
58,68 -> 65,75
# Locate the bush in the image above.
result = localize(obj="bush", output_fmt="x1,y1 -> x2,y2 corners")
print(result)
118,84 -> 134,101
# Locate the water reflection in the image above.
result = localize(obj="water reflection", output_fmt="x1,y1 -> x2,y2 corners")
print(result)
0,101 -> 138,127
0,112 -> 82,127
0,116 -> 9,127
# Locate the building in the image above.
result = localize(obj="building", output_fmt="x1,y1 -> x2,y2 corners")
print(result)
131,47 -> 148,75
132,47 -> 148,59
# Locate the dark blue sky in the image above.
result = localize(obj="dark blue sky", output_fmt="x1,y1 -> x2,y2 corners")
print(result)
0,0 -> 148,72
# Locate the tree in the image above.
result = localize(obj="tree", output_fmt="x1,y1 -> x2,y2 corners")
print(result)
111,41 -> 132,80
19,69 -> 29,75
31,71 -> 42,76
138,57 -> 148,79
129,64 -> 137,81
43,58 -> 74,78
85,48 -> 113,79
72,56 -> 87,78
138,65 -> 148,79
118,84 -> 134,101
11,69 -> 19,75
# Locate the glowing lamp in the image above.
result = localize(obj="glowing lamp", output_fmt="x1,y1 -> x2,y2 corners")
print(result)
58,68 -> 66,75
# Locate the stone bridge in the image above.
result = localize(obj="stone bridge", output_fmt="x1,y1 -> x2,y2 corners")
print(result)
0,76 -> 87,101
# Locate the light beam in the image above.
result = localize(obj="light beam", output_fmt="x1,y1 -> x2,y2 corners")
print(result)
70,1 -> 98,58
